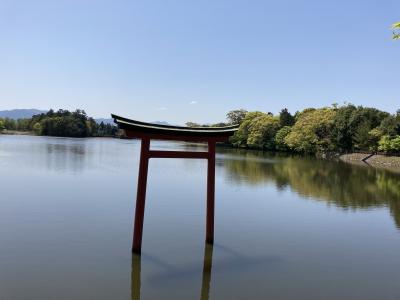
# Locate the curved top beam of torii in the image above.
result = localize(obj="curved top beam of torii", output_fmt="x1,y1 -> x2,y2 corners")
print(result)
111,114 -> 239,142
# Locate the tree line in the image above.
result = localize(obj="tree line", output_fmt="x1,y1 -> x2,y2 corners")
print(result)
187,105 -> 400,154
0,109 -> 117,137
2,106 -> 399,154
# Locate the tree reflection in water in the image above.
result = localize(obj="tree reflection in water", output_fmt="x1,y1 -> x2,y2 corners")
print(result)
221,148 -> 400,228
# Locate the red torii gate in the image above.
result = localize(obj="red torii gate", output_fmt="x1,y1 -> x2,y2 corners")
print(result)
112,114 -> 239,253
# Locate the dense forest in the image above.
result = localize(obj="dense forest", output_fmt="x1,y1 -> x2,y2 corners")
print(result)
187,104 -> 400,155
0,109 -> 117,137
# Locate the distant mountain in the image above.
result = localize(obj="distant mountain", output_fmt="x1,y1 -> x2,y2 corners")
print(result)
0,109 -> 47,119
95,118 -> 115,125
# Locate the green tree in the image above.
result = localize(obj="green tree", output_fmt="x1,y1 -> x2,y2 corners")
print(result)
230,111 -> 265,147
331,104 -> 356,151
246,114 -> 280,150
226,109 -> 248,125
332,105 -> 389,151
285,108 -> 337,153
32,122 -> 42,135
379,115 -> 400,137
0,119 -> 5,131
4,118 -> 16,130
379,135 -> 394,152
279,108 -> 295,127
368,128 -> 383,152
390,136 -> 400,151
275,126 -> 292,151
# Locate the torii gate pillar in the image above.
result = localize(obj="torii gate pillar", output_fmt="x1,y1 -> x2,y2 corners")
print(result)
111,114 -> 238,254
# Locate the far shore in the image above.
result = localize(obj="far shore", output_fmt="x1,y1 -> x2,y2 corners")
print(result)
0,130 -> 34,135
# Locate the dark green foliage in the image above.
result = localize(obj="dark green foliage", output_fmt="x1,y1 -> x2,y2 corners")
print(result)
379,115 -> 400,137
246,114 -> 280,150
185,122 -> 201,127
331,105 -> 390,151
1,109 -> 117,137
279,108 -> 295,127
331,105 -> 357,151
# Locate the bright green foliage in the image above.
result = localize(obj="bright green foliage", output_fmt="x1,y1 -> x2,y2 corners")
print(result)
284,108 -> 337,153
0,119 -> 5,131
379,135 -> 400,152
391,136 -> 400,151
275,126 -> 292,151
379,135 -> 393,152
380,136 -> 390,152
393,22 -> 400,40
246,114 -> 280,150
367,128 -> 384,151
230,111 -> 265,147
231,111 -> 280,150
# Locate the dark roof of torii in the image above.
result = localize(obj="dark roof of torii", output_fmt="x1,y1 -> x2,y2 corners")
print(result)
111,114 -> 239,141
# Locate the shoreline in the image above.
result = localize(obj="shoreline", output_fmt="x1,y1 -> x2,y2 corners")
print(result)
340,153 -> 400,171
0,130 -> 34,135
3,132 -> 400,170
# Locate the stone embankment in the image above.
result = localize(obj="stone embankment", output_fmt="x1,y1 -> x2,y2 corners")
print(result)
340,153 -> 400,170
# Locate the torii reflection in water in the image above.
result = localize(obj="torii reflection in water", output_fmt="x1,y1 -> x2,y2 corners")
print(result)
131,243 -> 213,300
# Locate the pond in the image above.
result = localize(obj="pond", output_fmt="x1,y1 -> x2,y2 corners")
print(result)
1,135 -> 400,300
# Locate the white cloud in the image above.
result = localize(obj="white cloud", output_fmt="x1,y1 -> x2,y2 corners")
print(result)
157,107 -> 167,111
189,101 -> 198,105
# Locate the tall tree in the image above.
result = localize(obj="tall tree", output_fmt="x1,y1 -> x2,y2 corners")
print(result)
226,109 -> 248,125
285,108 -> 337,153
279,108 -> 295,127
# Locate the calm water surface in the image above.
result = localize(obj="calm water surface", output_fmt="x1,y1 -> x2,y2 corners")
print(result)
1,135 -> 400,300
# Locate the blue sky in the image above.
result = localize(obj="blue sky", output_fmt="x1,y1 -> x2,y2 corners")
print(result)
0,0 -> 399,124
